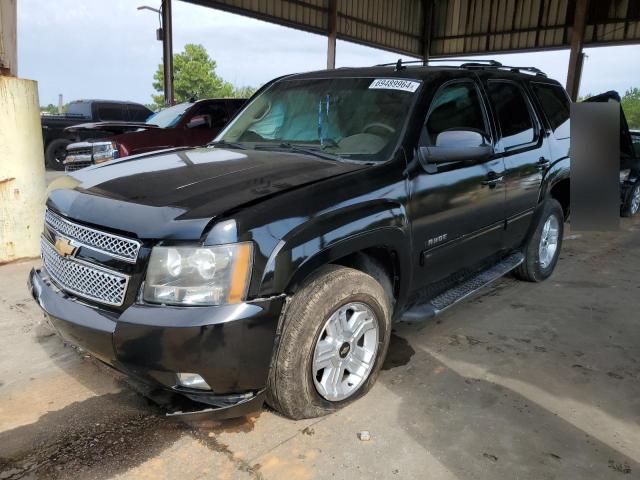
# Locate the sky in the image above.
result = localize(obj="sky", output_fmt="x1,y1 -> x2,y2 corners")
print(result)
17,0 -> 640,107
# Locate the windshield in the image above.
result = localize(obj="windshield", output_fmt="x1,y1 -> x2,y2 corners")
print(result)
216,77 -> 421,162
146,102 -> 192,128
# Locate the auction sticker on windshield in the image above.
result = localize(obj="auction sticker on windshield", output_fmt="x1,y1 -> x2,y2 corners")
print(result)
369,79 -> 421,93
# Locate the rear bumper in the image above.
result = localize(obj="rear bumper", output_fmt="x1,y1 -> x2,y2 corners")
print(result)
29,267 -> 284,418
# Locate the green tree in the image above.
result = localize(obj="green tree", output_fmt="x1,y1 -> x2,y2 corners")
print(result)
151,44 -> 252,107
621,87 -> 640,129
40,103 -> 61,115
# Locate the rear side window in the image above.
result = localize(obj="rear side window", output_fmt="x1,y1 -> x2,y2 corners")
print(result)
531,83 -> 570,139
66,102 -> 92,119
425,81 -> 488,145
128,105 -> 152,122
97,104 -> 126,121
488,81 -> 536,149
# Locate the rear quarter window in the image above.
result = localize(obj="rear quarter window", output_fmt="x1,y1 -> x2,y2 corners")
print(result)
128,105 -> 152,121
97,104 -> 127,121
66,102 -> 92,119
531,83 -> 571,140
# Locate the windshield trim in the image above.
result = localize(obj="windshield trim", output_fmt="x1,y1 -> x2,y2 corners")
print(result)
214,76 -> 423,165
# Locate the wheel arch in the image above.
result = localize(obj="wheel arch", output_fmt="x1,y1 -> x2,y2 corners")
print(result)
549,177 -> 570,219
539,158 -> 570,219
261,226 -> 412,315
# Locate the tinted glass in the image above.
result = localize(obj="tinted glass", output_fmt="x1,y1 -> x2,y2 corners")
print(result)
632,132 -> 640,157
218,77 -> 420,162
97,104 -> 126,121
425,82 -> 487,145
532,83 -> 570,139
128,105 -> 152,122
146,103 -> 193,128
197,102 -> 229,128
488,81 -> 535,149
66,102 -> 92,119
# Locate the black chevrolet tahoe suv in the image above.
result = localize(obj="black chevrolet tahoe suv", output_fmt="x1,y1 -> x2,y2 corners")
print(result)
29,61 -> 570,420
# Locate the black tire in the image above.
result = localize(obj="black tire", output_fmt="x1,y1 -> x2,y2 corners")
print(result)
45,138 -> 71,170
266,264 -> 392,419
621,182 -> 640,217
514,198 -> 564,282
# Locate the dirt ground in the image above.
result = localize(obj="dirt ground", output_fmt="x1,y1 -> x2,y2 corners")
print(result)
1,215 -> 639,480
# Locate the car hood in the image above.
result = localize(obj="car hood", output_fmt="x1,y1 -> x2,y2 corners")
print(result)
65,121 -> 160,135
46,147 -> 367,240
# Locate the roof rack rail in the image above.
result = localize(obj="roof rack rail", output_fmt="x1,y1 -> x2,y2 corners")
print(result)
506,66 -> 548,77
376,58 -> 502,69
375,58 -> 547,77
461,63 -> 547,77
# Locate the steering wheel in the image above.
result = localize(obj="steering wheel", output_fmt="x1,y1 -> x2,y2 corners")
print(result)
363,122 -> 396,135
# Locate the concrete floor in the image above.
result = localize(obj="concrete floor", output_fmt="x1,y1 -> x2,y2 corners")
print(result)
1,217 -> 639,479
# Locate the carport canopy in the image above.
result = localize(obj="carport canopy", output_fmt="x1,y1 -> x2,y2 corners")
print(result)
181,0 -> 640,100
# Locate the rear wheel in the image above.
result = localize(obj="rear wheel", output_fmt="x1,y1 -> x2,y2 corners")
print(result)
621,182 -> 640,217
45,138 -> 71,170
266,265 -> 392,419
514,198 -> 564,282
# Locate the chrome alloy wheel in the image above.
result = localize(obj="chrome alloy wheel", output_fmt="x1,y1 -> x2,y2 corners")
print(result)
312,302 -> 379,402
631,185 -> 640,215
538,215 -> 560,269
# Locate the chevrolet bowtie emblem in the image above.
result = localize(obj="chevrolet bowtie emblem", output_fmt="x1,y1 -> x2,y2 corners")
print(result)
54,237 -> 78,258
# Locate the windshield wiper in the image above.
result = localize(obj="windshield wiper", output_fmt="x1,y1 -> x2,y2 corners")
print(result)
208,140 -> 247,150
256,142 -> 343,162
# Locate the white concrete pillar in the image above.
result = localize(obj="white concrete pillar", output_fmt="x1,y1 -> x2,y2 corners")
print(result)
0,77 -> 46,263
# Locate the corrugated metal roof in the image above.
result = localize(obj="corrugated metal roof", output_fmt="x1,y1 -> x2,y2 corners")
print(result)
183,0 -> 640,57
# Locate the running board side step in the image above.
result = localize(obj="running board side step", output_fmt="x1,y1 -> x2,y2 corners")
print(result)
399,252 -> 524,323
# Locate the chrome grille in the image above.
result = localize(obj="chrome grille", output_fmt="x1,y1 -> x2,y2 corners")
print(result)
65,160 -> 93,172
68,146 -> 93,156
41,238 -> 129,306
45,209 -> 141,263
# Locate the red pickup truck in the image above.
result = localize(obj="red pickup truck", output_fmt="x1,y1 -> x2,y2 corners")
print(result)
64,98 -> 246,171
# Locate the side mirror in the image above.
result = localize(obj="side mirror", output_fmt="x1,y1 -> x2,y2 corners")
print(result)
436,130 -> 486,148
186,114 -> 211,129
419,129 -> 493,166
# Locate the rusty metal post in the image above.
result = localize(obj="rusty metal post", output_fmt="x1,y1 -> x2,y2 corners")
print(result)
566,0 -> 589,101
162,0 -> 174,105
327,0 -> 337,69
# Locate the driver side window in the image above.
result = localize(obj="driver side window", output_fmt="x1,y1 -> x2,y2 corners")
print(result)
425,81 -> 489,146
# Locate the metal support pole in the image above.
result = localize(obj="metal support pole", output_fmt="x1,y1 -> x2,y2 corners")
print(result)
327,0 -> 337,69
0,0 -> 17,76
422,0 -> 433,65
566,0 -> 589,101
162,0 -> 174,105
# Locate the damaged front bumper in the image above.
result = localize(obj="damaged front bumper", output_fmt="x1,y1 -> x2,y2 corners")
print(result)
28,267 -> 284,419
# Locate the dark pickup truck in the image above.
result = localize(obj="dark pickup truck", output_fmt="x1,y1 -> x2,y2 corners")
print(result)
30,61 -> 570,420
584,91 -> 640,217
42,100 -> 152,170
63,99 -> 245,171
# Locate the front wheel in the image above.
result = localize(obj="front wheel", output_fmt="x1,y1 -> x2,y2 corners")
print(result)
266,265 -> 392,419
514,198 -> 564,282
45,138 -> 71,170
621,182 -> 640,217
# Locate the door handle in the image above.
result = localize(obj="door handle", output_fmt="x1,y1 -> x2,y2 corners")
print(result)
537,157 -> 551,170
481,172 -> 504,187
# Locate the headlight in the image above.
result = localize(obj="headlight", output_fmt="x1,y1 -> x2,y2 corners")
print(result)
92,141 -> 119,164
143,243 -> 253,306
